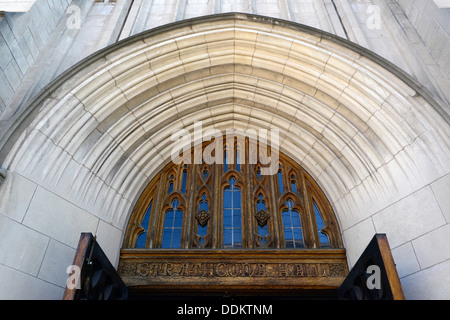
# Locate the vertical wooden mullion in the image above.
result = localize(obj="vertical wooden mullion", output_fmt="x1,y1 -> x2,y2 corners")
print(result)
149,171 -> 167,248
212,161 -> 221,248
243,138 -> 252,248
300,170 -> 318,248
266,173 -> 279,248
269,164 -> 282,248
143,186 -> 155,248
182,162 -> 196,249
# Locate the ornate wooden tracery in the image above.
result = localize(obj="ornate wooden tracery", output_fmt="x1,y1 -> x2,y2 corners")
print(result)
123,137 -> 343,250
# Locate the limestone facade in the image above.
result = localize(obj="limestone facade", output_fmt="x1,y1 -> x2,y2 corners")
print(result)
0,1 -> 449,300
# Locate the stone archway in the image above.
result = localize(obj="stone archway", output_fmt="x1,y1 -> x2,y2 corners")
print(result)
0,13 -> 448,299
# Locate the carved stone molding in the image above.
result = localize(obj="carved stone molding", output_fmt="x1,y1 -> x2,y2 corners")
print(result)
119,249 -> 348,292
0,167 -> 6,186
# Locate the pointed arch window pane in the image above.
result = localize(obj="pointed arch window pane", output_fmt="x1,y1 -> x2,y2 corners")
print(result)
291,175 -> 296,193
282,200 -> 303,248
202,166 -> 209,179
256,194 -> 265,212
136,200 -> 152,248
181,169 -> 187,194
313,200 -> 330,247
162,199 -> 183,248
168,175 -> 174,194
223,178 -> 242,248
256,167 -> 261,179
278,169 -> 284,194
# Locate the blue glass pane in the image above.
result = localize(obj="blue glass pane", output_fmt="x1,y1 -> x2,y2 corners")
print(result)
282,213 -> 291,226
162,230 -> 172,248
223,210 -> 232,228
236,149 -> 241,172
283,203 -> 304,248
278,170 -> 284,194
285,239 -> 294,248
291,181 -> 296,193
223,178 -> 242,248
223,229 -> 232,247
224,190 -> 232,208
171,229 -> 181,249
257,201 -> 265,212
135,200 -> 152,248
293,229 -> 303,239
319,234 -> 329,246
258,225 -> 268,245
168,181 -> 174,194
136,233 -> 147,248
165,210 -> 174,221
313,201 -> 330,247
233,211 -> 241,227
181,170 -> 187,194
200,194 -> 208,211
258,225 -> 268,237
198,225 -> 208,237
224,150 -> 228,172
287,199 -> 293,209
233,191 -> 241,207
162,200 -> 183,248
233,229 -> 242,247
284,228 -> 292,240
256,167 -> 261,179
291,212 -> 301,227
174,211 -> 183,227
142,203 -> 151,226
313,202 -> 324,229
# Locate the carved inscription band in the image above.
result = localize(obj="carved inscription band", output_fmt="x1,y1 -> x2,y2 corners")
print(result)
119,261 -> 347,278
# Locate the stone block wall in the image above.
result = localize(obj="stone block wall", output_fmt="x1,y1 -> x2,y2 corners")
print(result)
0,0 -> 72,115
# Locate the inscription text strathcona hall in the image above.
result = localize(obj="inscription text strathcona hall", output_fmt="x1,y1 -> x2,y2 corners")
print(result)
120,262 -> 347,279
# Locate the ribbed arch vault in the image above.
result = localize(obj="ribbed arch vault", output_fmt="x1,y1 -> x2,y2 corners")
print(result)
1,14 -> 449,268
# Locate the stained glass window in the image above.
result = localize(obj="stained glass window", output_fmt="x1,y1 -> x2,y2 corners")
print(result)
168,174 -> 174,194
291,175 -> 296,193
124,137 -> 342,250
162,199 -> 183,248
181,168 -> 187,194
135,200 -> 152,248
282,200 -> 303,248
223,177 -> 242,248
278,169 -> 284,194
313,200 -> 330,248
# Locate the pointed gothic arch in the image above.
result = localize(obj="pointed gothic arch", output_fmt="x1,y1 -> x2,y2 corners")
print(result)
0,13 -> 448,299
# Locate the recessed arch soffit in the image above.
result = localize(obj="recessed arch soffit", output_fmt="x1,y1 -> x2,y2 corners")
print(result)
2,14 -> 449,226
